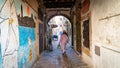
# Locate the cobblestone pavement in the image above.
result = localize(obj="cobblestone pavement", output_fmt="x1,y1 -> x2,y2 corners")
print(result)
33,47 -> 90,68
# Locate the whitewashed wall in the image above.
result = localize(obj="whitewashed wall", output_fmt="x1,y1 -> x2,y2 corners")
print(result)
91,0 -> 120,68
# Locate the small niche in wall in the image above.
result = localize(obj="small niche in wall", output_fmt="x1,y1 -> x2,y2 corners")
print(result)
95,46 -> 100,56
83,18 -> 90,49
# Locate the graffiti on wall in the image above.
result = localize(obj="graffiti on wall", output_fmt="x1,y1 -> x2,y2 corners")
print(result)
14,0 -> 36,68
0,0 -> 37,67
0,0 -> 19,67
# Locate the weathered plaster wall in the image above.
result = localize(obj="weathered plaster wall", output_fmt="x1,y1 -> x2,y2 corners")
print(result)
0,0 -> 19,67
71,6 -> 77,49
91,0 -> 120,68
25,0 -> 38,13
75,0 -> 82,53
80,0 -> 93,67
81,16 -> 93,67
0,0 -> 39,68
15,0 -> 38,68
26,0 -> 40,60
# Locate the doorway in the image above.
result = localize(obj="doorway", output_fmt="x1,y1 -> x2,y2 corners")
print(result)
39,23 -> 43,54
47,15 -> 72,50
83,18 -> 90,49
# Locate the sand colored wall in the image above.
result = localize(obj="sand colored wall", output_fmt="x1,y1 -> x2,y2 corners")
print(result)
91,0 -> 120,68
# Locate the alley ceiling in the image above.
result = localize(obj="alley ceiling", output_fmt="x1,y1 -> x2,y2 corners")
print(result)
42,0 -> 76,8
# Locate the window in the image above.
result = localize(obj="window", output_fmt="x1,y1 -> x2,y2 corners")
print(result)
83,18 -> 90,49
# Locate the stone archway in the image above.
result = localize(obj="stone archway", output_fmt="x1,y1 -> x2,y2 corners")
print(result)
46,14 -> 73,50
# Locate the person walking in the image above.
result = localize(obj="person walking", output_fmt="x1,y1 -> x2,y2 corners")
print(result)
60,30 -> 68,55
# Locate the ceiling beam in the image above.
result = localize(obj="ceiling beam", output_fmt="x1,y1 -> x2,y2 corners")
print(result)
44,2 -> 74,8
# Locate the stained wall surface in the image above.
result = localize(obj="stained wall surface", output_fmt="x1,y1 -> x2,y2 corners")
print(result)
80,0 -> 120,68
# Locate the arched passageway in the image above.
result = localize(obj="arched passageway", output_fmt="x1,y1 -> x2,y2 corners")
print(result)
46,15 -> 72,50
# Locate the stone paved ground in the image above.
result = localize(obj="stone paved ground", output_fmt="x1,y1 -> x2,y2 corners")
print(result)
33,47 -> 91,68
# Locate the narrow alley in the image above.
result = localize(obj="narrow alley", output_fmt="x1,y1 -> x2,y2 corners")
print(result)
0,0 -> 120,68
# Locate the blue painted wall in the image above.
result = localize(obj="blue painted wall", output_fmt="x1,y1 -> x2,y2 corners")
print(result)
0,44 -> 2,68
18,26 -> 36,68
0,0 -> 5,9
19,26 -> 35,46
